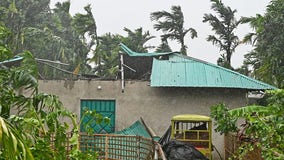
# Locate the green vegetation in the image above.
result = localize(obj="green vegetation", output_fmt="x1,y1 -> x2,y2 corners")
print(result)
151,5 -> 197,55
203,0 -> 242,69
0,0 -> 92,79
211,90 -> 284,159
0,24 -> 110,160
241,0 -> 284,88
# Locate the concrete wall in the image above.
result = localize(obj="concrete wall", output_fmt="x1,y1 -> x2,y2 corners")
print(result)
38,79 -> 248,159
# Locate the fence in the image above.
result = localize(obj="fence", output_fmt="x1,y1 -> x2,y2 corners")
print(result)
224,132 -> 263,160
79,133 -> 156,160
49,132 -> 165,160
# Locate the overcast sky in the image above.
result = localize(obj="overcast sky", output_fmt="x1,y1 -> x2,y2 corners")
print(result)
50,0 -> 270,68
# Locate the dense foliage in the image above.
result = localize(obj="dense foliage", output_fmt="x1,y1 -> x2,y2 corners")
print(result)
0,0 -> 160,80
242,0 -> 284,88
211,90 -> 284,159
0,24 -> 110,160
0,0 -> 94,79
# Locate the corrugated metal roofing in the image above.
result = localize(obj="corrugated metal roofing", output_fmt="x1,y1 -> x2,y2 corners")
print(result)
115,120 -> 152,139
119,43 -> 277,90
120,43 -> 178,57
150,53 -> 277,90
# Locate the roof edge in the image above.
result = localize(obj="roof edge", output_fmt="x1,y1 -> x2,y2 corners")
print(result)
119,43 -> 179,57
169,54 -> 278,90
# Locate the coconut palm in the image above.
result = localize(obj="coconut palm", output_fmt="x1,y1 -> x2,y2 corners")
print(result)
240,14 -> 264,45
72,4 -> 102,76
72,4 -> 99,49
0,0 -> 95,79
241,0 -> 284,88
203,0 -> 242,69
151,5 -> 197,55
156,40 -> 172,52
91,27 -> 155,79
122,27 -> 155,52
91,33 -> 122,79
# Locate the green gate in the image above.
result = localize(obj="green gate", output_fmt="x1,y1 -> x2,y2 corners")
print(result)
80,99 -> 115,133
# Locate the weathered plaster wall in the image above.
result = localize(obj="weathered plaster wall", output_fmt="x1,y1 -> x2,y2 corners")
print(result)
38,79 -> 248,159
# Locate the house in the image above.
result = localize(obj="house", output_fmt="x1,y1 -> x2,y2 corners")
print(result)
38,44 -> 276,159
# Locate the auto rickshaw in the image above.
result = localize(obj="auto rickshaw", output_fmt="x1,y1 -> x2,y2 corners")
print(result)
171,114 -> 212,160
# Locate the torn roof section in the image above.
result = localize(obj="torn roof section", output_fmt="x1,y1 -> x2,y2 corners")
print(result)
115,118 -> 152,139
120,43 -> 178,57
120,43 -> 277,90
0,56 -> 23,67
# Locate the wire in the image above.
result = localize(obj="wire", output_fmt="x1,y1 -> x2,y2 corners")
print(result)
37,61 -> 80,76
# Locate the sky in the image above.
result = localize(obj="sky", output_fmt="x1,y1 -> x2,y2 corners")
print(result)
50,0 -> 270,68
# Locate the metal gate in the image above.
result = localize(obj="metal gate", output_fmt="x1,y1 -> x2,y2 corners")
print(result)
80,99 -> 115,133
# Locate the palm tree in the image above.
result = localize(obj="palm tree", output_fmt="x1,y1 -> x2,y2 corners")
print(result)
203,0 -> 242,69
90,33 -> 122,79
122,27 -> 155,52
240,0 -> 284,88
151,5 -> 197,55
156,40 -> 172,52
72,4 -> 103,76
72,4 -> 99,49
240,14 -> 264,45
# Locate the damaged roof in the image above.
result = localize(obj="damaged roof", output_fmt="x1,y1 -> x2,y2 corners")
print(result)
115,119 -> 152,139
120,43 -> 177,57
0,56 -> 23,67
120,43 -> 277,90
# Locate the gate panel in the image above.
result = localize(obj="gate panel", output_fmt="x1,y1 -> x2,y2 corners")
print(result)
80,99 -> 115,133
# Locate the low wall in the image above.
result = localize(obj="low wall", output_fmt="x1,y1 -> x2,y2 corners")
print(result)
38,79 -> 248,159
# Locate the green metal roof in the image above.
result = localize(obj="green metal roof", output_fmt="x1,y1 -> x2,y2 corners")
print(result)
115,120 -> 152,139
120,43 -> 178,57
119,43 -> 277,90
151,53 -> 277,90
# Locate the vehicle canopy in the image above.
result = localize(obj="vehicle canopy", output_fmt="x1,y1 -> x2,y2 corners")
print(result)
171,114 -> 211,122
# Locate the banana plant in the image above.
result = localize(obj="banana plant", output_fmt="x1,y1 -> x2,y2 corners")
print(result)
0,116 -> 34,160
210,90 -> 284,159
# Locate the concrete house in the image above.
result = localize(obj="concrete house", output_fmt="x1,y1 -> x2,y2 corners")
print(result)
38,44 -> 276,159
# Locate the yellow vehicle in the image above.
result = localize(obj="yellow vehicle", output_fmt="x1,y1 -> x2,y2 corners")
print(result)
171,114 -> 212,160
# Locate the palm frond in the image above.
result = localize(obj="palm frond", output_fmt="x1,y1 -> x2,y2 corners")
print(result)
0,116 -> 34,160
229,105 -> 269,117
161,33 -> 179,42
153,21 -> 175,32
151,5 -> 196,54
150,11 -> 174,21
10,69 -> 38,91
203,14 -> 226,34
188,28 -> 198,39
242,33 -> 256,45
207,35 -> 222,47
